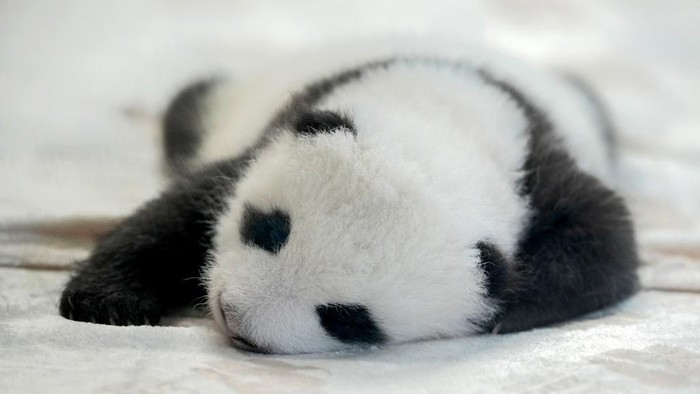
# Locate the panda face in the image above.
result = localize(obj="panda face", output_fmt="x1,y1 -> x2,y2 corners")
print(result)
204,91 -> 527,353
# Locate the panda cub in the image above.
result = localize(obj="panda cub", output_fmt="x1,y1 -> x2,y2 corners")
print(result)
60,43 -> 639,354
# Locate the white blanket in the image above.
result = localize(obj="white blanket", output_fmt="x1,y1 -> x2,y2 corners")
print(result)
1,0 -> 699,392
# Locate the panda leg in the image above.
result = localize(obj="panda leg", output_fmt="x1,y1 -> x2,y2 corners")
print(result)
477,71 -> 639,333
497,153 -> 639,333
59,159 -> 245,325
162,79 -> 220,176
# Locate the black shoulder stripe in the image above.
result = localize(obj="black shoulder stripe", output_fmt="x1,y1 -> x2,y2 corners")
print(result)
270,59 -> 395,131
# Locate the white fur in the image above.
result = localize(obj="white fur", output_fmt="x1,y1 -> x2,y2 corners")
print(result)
200,40 -> 610,354
198,39 -> 611,182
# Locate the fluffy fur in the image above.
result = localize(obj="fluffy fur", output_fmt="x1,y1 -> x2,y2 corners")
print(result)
60,41 -> 638,354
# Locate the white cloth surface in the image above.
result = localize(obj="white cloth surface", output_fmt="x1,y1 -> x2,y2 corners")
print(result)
2,268 -> 699,393
1,0 -> 699,393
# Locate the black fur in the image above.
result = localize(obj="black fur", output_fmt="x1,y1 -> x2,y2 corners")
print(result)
58,63 -> 388,327
478,71 -> 639,333
59,156 -> 249,325
163,78 -> 219,175
270,59 -> 393,132
316,304 -> 386,344
294,110 -> 355,136
476,242 -> 511,299
240,205 -> 291,254
61,57 -> 638,342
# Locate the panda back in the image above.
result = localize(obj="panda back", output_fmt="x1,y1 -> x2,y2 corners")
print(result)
164,39 -> 615,186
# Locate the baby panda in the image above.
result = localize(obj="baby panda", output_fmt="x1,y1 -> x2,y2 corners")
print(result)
60,42 -> 639,354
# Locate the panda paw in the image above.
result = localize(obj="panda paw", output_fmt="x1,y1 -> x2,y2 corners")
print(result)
60,280 -> 162,326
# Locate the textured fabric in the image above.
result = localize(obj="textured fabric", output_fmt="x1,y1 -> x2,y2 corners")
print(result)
1,0 -> 699,392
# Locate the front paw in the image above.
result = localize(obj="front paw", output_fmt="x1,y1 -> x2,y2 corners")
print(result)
60,279 -> 162,326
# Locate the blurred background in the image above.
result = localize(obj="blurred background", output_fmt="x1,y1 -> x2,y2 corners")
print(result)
1,3 -> 699,391
0,0 -> 698,272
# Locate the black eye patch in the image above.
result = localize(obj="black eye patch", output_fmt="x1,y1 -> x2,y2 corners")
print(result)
294,110 -> 355,136
316,303 -> 386,344
240,205 -> 291,254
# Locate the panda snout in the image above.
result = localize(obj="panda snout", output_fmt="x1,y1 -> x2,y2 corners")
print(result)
218,302 -> 270,353
217,295 -> 243,336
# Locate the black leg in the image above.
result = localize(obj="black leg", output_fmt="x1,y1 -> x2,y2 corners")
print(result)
59,158 -> 246,325
497,149 -> 639,333
163,79 -> 220,176
476,70 -> 639,333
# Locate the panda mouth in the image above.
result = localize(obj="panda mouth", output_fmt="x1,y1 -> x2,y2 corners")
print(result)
217,293 -> 269,353
231,335 -> 257,349
215,291 -> 229,332
230,335 -> 271,354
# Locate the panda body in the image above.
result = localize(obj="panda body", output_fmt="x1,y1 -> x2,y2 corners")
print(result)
61,41 -> 638,355
192,42 -> 612,182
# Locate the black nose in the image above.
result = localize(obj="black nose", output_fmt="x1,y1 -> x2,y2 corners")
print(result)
316,303 -> 386,344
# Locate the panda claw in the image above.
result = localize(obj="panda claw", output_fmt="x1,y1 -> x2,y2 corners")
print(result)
60,280 -> 163,327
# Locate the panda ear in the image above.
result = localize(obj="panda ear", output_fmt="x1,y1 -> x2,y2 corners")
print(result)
293,110 -> 355,136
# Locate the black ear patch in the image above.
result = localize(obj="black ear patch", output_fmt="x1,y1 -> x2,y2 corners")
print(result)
316,303 -> 386,344
240,205 -> 291,254
476,242 -> 510,298
294,110 -> 355,136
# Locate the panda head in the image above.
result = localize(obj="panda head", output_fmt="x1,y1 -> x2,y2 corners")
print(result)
204,109 -> 513,354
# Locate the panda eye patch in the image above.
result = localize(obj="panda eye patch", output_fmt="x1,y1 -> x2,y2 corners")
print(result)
316,303 -> 386,344
240,205 -> 291,254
